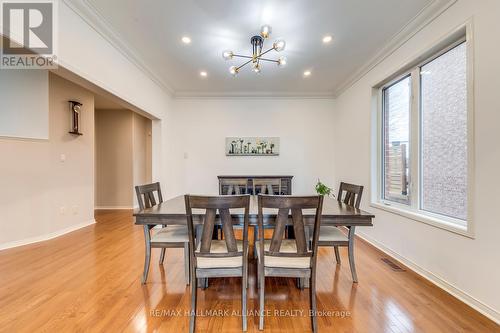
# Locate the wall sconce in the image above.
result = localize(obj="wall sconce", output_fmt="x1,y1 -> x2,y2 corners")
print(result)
69,101 -> 83,135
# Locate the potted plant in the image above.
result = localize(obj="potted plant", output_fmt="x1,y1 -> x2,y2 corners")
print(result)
315,179 -> 335,197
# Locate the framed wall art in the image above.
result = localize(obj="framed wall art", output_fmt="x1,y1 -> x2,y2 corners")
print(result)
226,137 -> 279,156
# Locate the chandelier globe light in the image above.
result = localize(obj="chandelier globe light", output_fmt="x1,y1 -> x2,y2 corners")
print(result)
222,24 -> 287,75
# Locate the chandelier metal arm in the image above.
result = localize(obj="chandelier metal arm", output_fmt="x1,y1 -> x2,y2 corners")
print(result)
232,54 -> 254,59
225,26 -> 286,75
257,58 -> 279,63
232,54 -> 278,63
257,47 -> 275,58
232,47 -> 279,71
235,58 -> 254,71
232,47 -> 274,60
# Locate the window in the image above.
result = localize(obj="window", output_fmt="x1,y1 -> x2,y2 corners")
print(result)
382,76 -> 411,204
420,43 -> 468,221
378,39 -> 470,230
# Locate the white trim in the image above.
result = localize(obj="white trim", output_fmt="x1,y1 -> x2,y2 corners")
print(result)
371,202 -> 473,238
52,63 -> 159,121
370,21 -> 474,238
0,135 -> 49,142
370,22 -> 469,89
464,20 -> 476,238
333,0 -> 458,97
356,231 -> 500,325
0,219 -> 96,251
94,206 -> 136,210
63,0 -> 457,98
62,0 -> 174,96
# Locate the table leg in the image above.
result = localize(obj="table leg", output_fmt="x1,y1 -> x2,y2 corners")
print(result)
141,225 -> 152,284
184,242 -> 190,285
348,226 -> 358,283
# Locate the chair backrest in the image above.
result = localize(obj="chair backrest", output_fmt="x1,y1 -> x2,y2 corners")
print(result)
337,182 -> 364,209
219,178 -> 248,195
257,195 -> 323,261
253,178 -> 281,195
184,195 -> 250,262
135,182 -> 163,210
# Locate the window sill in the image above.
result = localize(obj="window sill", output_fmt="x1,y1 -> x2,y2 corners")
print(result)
370,202 -> 474,239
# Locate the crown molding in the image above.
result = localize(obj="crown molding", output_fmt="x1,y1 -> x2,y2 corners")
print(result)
332,0 -> 458,97
63,0 -> 456,100
63,0 -> 174,96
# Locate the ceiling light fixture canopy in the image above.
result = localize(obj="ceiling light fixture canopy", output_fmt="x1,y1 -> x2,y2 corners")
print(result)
222,25 -> 286,76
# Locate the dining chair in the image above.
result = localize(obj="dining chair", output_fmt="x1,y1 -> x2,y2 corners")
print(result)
185,194 -> 250,333
317,182 -> 363,282
252,178 -> 281,195
256,194 -> 324,332
135,182 -> 190,285
218,178 -> 249,243
219,178 -> 249,195
252,178 -> 282,257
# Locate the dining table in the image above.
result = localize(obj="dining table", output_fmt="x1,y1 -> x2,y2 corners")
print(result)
134,194 -> 374,259
134,194 -> 374,287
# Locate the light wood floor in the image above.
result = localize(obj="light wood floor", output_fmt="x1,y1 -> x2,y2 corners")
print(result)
0,210 -> 498,333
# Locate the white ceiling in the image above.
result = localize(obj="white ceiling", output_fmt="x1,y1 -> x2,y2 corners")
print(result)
71,0 -> 442,97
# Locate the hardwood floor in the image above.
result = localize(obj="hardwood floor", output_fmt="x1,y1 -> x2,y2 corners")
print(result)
0,210 -> 498,333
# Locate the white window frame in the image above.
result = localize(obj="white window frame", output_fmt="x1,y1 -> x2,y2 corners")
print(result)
381,74 -> 412,205
371,22 -> 474,238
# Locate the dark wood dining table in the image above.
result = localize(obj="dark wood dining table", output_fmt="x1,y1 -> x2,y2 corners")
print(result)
134,194 -> 374,286
134,194 -> 374,236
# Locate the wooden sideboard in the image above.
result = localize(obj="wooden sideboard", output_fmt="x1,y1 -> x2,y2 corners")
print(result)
218,175 -> 293,195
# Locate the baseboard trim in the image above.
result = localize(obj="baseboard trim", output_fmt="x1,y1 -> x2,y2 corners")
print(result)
0,219 -> 96,251
94,206 -> 135,210
357,231 -> 500,325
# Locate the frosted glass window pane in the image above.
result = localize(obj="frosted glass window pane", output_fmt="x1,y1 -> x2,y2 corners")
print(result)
383,76 -> 411,204
420,42 -> 467,221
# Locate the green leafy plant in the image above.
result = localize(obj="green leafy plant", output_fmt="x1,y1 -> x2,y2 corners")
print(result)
315,179 -> 335,197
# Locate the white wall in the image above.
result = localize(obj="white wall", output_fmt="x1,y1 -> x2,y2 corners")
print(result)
0,71 -> 49,139
1,0 -> 497,323
161,98 -> 336,198
58,1 -> 171,121
332,0 -> 500,322
58,1 -> 173,182
0,1 -> 171,248
0,73 -> 95,249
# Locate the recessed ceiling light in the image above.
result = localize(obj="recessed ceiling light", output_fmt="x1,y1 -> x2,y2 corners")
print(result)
200,71 -> 207,77
322,35 -> 333,44
181,36 -> 191,44
303,70 -> 311,77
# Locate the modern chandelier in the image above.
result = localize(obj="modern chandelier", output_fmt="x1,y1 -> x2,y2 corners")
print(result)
222,25 -> 286,75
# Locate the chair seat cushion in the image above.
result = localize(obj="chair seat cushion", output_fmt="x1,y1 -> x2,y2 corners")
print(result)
255,240 -> 311,269
318,226 -> 348,242
151,225 -> 189,243
196,240 -> 244,269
